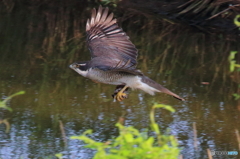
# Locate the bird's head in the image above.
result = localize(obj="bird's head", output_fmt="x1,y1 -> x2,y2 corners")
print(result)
69,62 -> 88,77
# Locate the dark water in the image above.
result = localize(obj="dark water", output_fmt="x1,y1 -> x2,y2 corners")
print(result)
0,2 -> 240,159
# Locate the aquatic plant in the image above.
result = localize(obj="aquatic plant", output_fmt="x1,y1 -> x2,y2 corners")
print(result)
234,15 -> 240,27
69,104 -> 180,159
229,16 -> 240,100
0,91 -> 25,111
229,51 -> 240,100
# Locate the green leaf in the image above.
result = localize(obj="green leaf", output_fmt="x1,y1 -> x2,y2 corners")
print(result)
1,91 -> 25,104
145,137 -> 154,147
55,153 -> 63,159
69,103 -> 180,159
230,61 -> 236,72
124,133 -> 133,142
228,51 -> 238,72
235,64 -> 240,67
228,51 -> 237,61
233,94 -> 240,100
0,91 -> 25,112
153,103 -> 175,113
234,15 -> 240,27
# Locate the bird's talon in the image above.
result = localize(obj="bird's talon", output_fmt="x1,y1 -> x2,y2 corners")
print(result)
115,92 -> 127,102
121,94 -> 127,99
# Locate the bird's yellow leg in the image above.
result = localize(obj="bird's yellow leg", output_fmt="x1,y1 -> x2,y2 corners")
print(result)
114,85 -> 128,102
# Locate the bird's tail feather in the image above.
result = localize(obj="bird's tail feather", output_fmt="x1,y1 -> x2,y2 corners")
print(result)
141,76 -> 185,101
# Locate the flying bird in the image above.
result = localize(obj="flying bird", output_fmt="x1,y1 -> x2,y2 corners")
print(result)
69,6 -> 185,102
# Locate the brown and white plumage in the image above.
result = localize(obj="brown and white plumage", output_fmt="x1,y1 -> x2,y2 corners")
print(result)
86,5 -> 138,70
69,6 -> 185,101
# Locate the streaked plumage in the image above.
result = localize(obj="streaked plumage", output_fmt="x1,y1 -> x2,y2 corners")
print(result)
70,6 -> 185,101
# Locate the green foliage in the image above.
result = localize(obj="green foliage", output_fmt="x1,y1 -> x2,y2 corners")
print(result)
233,93 -> 240,100
234,15 -> 240,27
101,0 -> 119,7
228,51 -> 240,100
70,104 -> 180,159
0,91 -> 25,111
55,153 -> 63,159
228,51 -> 240,72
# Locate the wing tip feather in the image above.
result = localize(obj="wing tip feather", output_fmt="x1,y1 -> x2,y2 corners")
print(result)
86,6 -> 138,66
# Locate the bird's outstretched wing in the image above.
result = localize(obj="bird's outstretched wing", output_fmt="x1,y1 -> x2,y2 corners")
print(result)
86,6 -> 138,70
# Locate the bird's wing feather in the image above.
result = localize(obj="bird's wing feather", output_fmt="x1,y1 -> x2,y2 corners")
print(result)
86,6 -> 138,69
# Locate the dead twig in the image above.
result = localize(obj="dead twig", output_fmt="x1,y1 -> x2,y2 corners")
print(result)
207,149 -> 213,159
59,120 -> 67,146
193,122 -> 198,150
235,129 -> 240,151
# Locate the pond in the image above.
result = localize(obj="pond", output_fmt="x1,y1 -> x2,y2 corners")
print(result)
0,2 -> 240,159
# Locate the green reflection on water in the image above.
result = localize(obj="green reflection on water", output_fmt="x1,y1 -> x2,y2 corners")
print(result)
0,2 -> 240,159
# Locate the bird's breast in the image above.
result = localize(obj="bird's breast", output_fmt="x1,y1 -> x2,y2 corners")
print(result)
86,68 -> 132,85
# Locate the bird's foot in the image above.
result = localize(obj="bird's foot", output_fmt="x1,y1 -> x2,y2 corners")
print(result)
114,92 -> 128,102
112,85 -> 129,102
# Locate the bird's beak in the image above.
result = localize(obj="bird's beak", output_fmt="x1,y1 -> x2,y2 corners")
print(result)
69,64 -> 74,69
69,63 -> 77,70
69,63 -> 88,77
